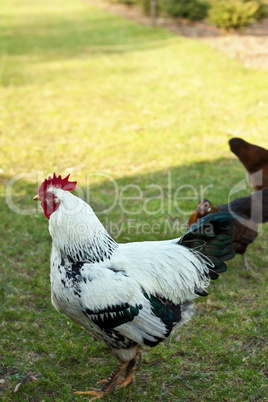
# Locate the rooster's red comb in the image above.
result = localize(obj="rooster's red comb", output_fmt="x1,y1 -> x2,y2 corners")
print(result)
39,173 -> 77,195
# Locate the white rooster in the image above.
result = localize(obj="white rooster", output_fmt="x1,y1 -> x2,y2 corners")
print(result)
34,173 -> 234,400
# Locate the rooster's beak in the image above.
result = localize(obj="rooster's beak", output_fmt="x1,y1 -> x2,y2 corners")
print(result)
33,194 -> 40,201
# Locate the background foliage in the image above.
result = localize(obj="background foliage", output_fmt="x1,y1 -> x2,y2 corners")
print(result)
160,0 -> 210,21
111,0 -> 268,29
208,0 -> 262,30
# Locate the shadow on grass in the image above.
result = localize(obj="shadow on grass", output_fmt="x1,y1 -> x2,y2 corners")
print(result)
0,156 -> 252,246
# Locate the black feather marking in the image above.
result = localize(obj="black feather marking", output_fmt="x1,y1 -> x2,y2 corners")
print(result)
143,334 -> 166,347
108,267 -> 128,276
73,290 -> 81,298
62,257 -> 85,282
72,261 -> 84,276
85,302 -> 131,315
151,294 -> 183,325
83,303 -> 143,329
59,256 -> 90,287
194,288 -> 209,297
102,328 -> 137,349
65,248 -> 102,264
166,304 -> 181,323
144,293 -> 174,336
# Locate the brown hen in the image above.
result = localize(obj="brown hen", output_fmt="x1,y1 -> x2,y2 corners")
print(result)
229,137 -> 268,191
188,188 -> 268,270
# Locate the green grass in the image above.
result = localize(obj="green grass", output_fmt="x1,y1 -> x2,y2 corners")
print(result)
0,0 -> 268,400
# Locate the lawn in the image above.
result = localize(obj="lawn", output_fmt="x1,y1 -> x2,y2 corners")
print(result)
0,0 -> 268,400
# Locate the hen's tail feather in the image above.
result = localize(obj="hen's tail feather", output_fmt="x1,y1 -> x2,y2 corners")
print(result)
179,212 -> 235,278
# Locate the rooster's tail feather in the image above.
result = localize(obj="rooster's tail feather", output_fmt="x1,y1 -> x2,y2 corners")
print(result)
178,212 -> 235,279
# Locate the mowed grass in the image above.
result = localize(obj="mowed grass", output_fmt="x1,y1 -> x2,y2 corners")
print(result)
0,0 -> 268,400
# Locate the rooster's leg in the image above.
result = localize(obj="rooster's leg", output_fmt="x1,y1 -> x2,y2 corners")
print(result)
75,361 -> 128,401
116,346 -> 141,389
242,253 -> 249,271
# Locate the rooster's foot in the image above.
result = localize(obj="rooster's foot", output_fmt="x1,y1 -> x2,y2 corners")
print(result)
75,348 -> 141,399
75,361 -> 129,400
116,373 -> 136,389
75,388 -> 106,401
97,379 -> 107,385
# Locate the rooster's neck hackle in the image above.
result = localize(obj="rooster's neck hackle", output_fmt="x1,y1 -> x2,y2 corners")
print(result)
49,187 -> 118,263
